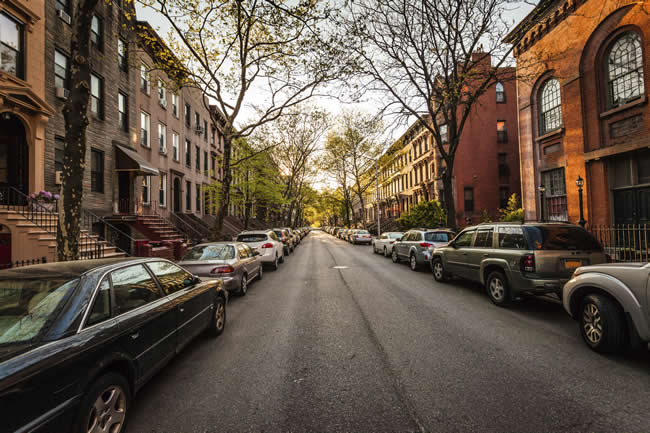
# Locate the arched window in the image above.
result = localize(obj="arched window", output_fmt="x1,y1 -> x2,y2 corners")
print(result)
606,32 -> 645,108
539,78 -> 562,135
496,82 -> 505,103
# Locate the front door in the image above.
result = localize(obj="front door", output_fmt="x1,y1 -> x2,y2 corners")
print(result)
173,177 -> 181,213
0,114 -> 29,202
118,172 -> 131,213
614,187 -> 650,225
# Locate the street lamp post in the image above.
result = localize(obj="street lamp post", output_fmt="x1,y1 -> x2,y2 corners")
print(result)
538,184 -> 546,222
576,176 -> 586,228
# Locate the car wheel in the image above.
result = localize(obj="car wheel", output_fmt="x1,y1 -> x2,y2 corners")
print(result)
75,372 -> 130,433
409,254 -> 418,271
279,254 -> 285,263
432,258 -> 447,282
206,296 -> 226,337
272,255 -> 279,270
486,270 -> 512,307
383,247 -> 389,257
238,274 -> 248,296
391,248 -> 399,263
258,265 -> 264,280
579,294 -> 627,354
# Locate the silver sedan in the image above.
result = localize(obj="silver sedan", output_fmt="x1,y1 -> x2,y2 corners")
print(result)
178,242 -> 263,296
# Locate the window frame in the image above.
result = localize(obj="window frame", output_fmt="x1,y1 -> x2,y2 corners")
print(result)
158,122 -> 167,154
464,187 -> 474,213
538,78 -> 563,135
140,62 -> 150,95
172,132 -> 180,161
54,49 -> 68,89
140,111 -> 150,147
605,31 -> 646,109
496,82 -> 506,103
117,38 -> 128,71
185,180 -> 192,211
118,92 -> 128,132
90,73 -> 104,119
90,148 -> 105,193
90,15 -> 104,51
159,173 -> 167,207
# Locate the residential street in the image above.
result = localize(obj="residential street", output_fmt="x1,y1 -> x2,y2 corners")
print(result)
129,230 -> 650,433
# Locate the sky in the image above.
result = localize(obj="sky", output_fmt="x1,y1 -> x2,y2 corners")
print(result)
135,1 -> 537,190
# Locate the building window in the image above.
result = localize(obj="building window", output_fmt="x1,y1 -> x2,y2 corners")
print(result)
496,82 -> 505,103
54,50 -> 68,89
158,123 -> 167,154
90,74 -> 104,119
172,94 -> 179,117
464,187 -> 474,212
54,138 -> 64,175
185,180 -> 192,211
211,128 -> 215,146
195,146 -> 201,170
159,173 -> 167,207
498,153 -> 509,184
90,15 -> 103,51
118,92 -> 128,132
539,78 -> 562,135
91,149 -> 104,193
172,132 -> 180,161
542,167 -> 568,221
142,176 -> 151,204
497,120 -> 507,143
185,103 -> 191,127
140,111 -> 150,147
499,187 -> 509,209
185,139 -> 191,166
117,38 -> 128,71
211,155 -> 216,178
203,120 -> 208,140
440,124 -> 448,143
55,0 -> 70,13
140,63 -> 150,94
204,151 -> 208,172
606,32 -> 645,109
195,184 -> 201,212
194,112 -> 200,130
158,80 -> 166,106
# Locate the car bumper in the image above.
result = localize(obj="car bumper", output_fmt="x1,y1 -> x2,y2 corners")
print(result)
508,273 -> 567,295
354,238 -> 372,244
196,274 -> 239,292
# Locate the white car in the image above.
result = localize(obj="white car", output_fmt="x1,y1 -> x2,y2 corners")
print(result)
236,230 -> 284,270
372,232 -> 404,257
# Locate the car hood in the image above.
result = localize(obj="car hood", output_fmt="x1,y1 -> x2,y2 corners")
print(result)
574,262 -> 648,276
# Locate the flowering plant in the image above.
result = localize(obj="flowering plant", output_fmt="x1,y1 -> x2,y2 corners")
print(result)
29,191 -> 60,203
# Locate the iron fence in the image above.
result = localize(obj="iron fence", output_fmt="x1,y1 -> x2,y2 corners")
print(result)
590,224 -> 649,263
0,257 -> 47,270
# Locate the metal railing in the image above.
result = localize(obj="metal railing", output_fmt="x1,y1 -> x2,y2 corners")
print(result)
81,208 -> 137,257
590,224 -> 649,263
0,187 -> 59,234
168,211 -> 204,242
0,257 -> 47,270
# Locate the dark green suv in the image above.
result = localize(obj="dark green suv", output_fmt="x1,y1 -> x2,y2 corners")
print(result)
430,222 -> 606,307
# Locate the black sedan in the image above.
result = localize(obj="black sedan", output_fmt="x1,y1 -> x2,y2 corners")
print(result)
0,258 -> 227,433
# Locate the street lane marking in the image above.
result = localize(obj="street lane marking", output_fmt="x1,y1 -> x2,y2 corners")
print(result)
332,266 -> 349,269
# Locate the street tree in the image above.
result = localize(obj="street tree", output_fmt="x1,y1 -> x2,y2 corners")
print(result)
345,0 -> 537,228
138,0 -> 353,238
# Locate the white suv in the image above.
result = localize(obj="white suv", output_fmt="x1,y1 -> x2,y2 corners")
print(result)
236,230 -> 285,270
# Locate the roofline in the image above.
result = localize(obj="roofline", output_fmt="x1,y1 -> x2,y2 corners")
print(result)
503,0 -> 559,44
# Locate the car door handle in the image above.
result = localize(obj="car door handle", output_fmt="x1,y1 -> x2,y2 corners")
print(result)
130,332 -> 139,340
483,254 -> 489,257
179,307 -> 185,313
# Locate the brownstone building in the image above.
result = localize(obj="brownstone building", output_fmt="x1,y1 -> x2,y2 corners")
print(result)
506,0 -> 650,227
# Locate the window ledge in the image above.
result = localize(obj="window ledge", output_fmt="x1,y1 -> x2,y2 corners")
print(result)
599,95 -> 647,119
159,151 -> 168,157
535,127 -> 564,142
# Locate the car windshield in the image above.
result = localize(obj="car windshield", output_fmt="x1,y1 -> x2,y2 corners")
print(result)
388,233 -> 403,239
237,234 -> 267,242
183,245 -> 236,260
525,226 -> 603,251
425,232 -> 452,242
0,278 -> 79,344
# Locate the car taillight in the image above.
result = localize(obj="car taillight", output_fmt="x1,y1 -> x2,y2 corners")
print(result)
211,265 -> 235,274
419,242 -> 432,248
261,243 -> 274,248
520,254 -> 535,273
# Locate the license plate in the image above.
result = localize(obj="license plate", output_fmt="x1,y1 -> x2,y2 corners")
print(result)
564,260 -> 582,270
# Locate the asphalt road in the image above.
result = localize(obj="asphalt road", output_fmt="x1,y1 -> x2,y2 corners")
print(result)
129,230 -> 650,433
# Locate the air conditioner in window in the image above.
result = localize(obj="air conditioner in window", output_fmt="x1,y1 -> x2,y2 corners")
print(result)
159,98 -> 167,108
56,87 -> 70,100
56,9 -> 72,25
55,171 -> 63,185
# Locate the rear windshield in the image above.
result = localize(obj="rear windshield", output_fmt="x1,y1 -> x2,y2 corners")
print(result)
525,226 -> 603,251
425,232 -> 452,242
357,230 -> 369,234
183,245 -> 235,260
0,278 -> 79,344
237,234 -> 267,242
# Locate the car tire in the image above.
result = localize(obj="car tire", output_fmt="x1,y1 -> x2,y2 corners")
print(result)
258,265 -> 263,280
408,254 -> 417,271
74,372 -> 131,433
383,247 -> 389,257
279,254 -> 285,263
486,270 -> 512,307
206,296 -> 226,337
238,274 -> 248,296
272,255 -> 279,270
431,258 -> 447,282
579,294 -> 627,354
391,248 -> 399,263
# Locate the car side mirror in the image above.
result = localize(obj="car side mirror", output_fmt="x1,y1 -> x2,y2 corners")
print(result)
193,275 -> 201,284
253,251 -> 261,257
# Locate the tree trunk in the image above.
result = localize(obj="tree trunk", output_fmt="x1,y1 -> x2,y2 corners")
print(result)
214,132 -> 233,240
57,0 -> 100,261
442,172 -> 456,229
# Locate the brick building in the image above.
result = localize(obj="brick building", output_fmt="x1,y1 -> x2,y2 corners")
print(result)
506,0 -> 650,227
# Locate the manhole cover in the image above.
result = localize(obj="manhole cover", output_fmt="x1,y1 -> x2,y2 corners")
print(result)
332,266 -> 349,269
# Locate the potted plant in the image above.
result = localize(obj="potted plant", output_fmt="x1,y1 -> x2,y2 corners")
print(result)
29,191 -> 59,212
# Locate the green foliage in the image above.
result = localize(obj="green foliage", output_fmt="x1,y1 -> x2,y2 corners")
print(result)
480,209 -> 492,223
397,200 -> 446,230
499,194 -> 524,222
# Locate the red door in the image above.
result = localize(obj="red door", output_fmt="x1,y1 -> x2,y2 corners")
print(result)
0,233 -> 11,267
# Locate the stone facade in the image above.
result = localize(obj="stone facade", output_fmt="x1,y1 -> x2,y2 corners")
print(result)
507,0 -> 650,226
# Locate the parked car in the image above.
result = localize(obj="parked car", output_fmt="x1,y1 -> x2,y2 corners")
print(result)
373,232 -> 404,256
392,229 -> 456,271
0,258 -> 226,433
431,222 -> 606,307
563,262 -> 650,354
273,228 -> 295,253
179,242 -> 263,296
351,230 -> 372,245
236,230 -> 284,270
282,227 -> 300,247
